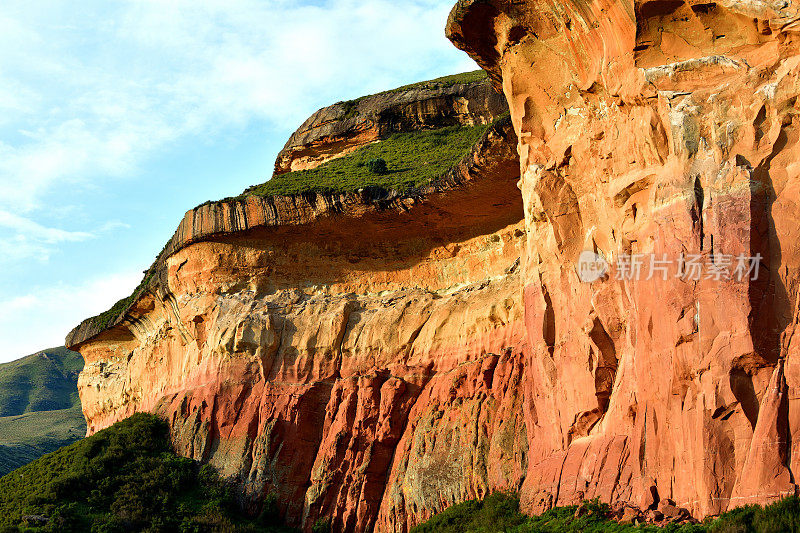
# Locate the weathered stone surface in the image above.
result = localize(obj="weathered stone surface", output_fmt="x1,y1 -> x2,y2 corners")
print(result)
447,0 -> 800,522
68,99 -> 524,532
68,0 -> 800,529
66,115 -> 518,350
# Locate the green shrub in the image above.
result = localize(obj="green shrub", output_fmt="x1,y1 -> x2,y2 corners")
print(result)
312,517 -> 332,533
413,493 -> 800,533
0,413 -> 298,532
259,494 -> 282,526
366,158 -> 389,175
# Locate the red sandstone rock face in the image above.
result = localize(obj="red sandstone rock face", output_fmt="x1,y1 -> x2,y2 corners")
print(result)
68,115 -> 527,532
274,76 -> 506,174
447,0 -> 800,521
68,0 -> 800,529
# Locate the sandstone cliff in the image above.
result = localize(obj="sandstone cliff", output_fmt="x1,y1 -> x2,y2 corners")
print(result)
446,0 -> 800,519
67,0 -> 800,529
274,71 -> 506,174
67,76 -> 525,532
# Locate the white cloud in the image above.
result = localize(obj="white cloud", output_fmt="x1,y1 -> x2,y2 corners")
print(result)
0,0 -> 475,212
0,270 -> 143,363
0,210 -> 91,243
0,210 -> 93,262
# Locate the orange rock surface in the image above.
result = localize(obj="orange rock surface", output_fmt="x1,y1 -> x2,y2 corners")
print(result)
447,0 -> 800,521
69,114 -> 527,532
67,0 -> 800,529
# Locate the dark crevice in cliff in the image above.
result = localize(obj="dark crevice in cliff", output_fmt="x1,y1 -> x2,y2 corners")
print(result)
749,122 -> 791,366
542,285 -> 556,358
693,176 -> 705,251
589,317 -> 618,415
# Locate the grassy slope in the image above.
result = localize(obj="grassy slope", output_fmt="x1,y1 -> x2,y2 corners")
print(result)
0,347 -> 82,416
0,413 -> 298,532
0,348 -> 86,476
244,124 -> 489,198
411,492 -> 800,533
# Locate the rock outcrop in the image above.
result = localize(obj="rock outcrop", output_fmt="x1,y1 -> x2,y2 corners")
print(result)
67,0 -> 800,530
446,0 -> 800,520
274,72 -> 506,174
68,85 -> 525,531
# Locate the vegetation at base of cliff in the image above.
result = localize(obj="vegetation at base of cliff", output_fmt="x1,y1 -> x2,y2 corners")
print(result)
243,123 -> 489,198
410,492 -> 800,533
0,413 -> 298,532
0,347 -> 86,476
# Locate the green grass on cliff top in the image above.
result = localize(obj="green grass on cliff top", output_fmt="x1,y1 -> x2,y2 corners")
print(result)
243,123 -> 489,198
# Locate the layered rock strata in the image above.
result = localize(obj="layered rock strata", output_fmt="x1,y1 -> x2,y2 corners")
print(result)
66,0 -> 800,529
68,109 -> 527,531
446,0 -> 800,520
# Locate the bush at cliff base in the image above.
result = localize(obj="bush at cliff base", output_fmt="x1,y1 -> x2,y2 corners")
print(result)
0,413 -> 297,532
410,491 -> 800,533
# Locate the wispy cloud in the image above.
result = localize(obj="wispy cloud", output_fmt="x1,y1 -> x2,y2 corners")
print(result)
0,0 -> 473,212
0,270 -> 143,362
0,210 -> 91,243
0,210 -> 92,262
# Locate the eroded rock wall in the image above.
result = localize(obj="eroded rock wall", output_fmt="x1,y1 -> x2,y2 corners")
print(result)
68,0 -> 800,529
71,116 -> 529,532
447,0 -> 800,520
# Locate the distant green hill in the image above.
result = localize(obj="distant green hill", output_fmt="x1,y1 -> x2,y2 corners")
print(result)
0,347 -> 86,476
0,413 -> 298,532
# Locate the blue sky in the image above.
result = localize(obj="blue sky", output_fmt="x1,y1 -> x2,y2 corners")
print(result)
0,0 -> 478,363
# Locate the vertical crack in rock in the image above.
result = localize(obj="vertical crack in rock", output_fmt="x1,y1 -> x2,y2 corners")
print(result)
693,177 -> 705,251
542,284 -> 556,358
589,317 -> 618,415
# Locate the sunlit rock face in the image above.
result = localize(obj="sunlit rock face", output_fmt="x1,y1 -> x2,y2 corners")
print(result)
68,0 -> 800,529
69,103 -> 529,531
274,76 -> 507,174
447,0 -> 800,519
